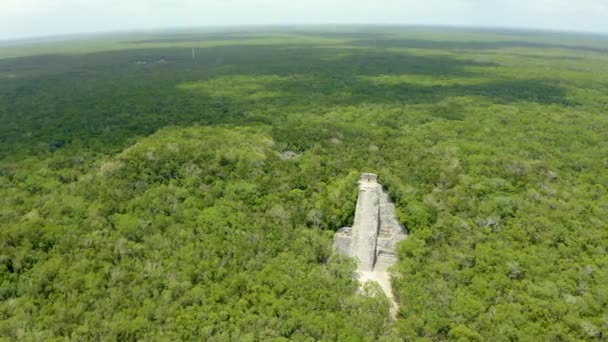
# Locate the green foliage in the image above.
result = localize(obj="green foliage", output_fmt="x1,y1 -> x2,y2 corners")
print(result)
1,27 -> 608,340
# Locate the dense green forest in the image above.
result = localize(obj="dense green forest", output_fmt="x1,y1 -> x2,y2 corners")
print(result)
1,27 -> 607,340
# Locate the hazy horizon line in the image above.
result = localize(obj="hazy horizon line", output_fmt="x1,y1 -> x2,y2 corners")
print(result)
2,22 -> 608,45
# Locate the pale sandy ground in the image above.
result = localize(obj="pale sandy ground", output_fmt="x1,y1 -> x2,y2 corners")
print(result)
358,268 -> 399,318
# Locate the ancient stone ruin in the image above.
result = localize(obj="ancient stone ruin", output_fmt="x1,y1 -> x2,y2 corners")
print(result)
333,173 -> 407,317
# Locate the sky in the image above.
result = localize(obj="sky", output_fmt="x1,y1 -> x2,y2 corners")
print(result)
1,0 -> 608,40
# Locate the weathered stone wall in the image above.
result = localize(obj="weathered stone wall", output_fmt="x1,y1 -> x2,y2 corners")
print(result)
376,190 -> 406,258
334,173 -> 406,271
333,227 -> 352,256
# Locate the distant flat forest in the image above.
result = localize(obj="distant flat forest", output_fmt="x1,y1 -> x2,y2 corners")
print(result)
1,27 -> 607,341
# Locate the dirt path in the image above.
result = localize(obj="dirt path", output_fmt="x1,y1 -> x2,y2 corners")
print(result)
358,268 -> 399,318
